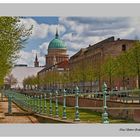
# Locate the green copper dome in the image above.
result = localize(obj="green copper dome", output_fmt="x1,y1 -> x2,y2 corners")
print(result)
48,30 -> 66,49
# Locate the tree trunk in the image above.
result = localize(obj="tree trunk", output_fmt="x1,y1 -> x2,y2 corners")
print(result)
138,74 -> 140,89
122,76 -> 125,90
137,66 -> 140,89
109,75 -> 112,91
98,75 -> 101,91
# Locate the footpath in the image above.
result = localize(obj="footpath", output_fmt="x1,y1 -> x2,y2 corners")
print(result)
0,93 -> 39,123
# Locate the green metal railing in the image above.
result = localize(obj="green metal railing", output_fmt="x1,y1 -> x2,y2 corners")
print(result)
5,83 -> 140,123
2,86 -> 82,122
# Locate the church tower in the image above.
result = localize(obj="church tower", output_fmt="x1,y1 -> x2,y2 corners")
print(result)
34,53 -> 39,67
45,29 -> 69,67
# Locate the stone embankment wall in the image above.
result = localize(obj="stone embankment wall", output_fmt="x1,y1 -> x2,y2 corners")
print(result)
56,96 -> 140,122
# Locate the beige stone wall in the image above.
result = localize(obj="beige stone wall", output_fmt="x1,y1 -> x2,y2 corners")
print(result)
69,38 -> 136,90
46,48 -> 69,66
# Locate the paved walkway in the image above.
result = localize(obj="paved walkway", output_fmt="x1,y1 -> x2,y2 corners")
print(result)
0,94 -> 39,123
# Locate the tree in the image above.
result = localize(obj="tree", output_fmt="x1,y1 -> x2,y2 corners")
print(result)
85,61 -> 96,91
115,52 -> 131,89
101,55 -> 116,90
59,70 -> 69,89
23,76 -> 38,90
4,74 -> 17,88
127,41 -> 140,88
0,17 -> 32,86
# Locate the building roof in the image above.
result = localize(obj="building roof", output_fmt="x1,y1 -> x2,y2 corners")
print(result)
48,30 -> 66,49
57,60 -> 69,69
38,60 -> 69,74
9,66 -> 44,88
70,36 -> 136,59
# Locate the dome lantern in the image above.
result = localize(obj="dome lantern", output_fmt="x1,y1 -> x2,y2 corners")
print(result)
55,28 -> 59,39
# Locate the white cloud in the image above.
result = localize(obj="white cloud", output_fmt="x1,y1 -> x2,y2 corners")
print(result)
20,18 -> 49,38
20,18 -> 66,39
48,24 -> 66,35
58,17 -> 140,54
39,42 -> 49,56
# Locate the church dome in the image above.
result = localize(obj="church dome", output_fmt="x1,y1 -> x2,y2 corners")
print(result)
48,30 -> 66,49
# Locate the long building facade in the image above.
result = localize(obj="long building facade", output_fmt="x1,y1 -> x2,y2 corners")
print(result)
38,34 -> 137,92
69,36 -> 136,92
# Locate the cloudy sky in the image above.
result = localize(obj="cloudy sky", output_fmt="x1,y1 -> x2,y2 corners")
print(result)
16,16 -> 140,67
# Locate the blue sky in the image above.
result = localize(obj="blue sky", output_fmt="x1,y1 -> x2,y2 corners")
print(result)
23,17 -> 59,52
17,16 -> 140,67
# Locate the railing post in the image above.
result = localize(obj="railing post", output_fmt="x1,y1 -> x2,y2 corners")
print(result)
19,93 -> 21,106
40,94 -> 43,113
139,94 -> 140,104
37,95 -> 40,113
19,93 -> 22,106
26,94 -> 28,109
31,95 -> 34,112
8,94 -> 12,114
44,94 -> 47,114
28,95 -> 30,110
55,90 -> 59,118
29,95 -> 31,110
23,94 -> 25,107
49,92 -> 53,116
34,94 -> 37,112
75,86 -> 80,121
62,89 -> 67,119
25,94 -> 27,109
102,82 -> 109,124
30,95 -> 32,110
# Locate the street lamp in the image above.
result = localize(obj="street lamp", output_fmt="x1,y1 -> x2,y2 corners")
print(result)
55,90 -> 59,118
49,92 -> 53,116
102,82 -> 109,124
75,86 -> 80,121
8,94 -> 12,114
62,89 -> 67,119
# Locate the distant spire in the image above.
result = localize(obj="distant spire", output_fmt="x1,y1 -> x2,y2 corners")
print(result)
55,27 -> 59,39
35,53 -> 38,61
34,53 -> 39,67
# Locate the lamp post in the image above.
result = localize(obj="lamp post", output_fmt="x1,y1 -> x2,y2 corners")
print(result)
55,90 -> 59,118
31,95 -> 33,111
34,94 -> 37,112
75,86 -> 80,121
62,89 -> 67,119
37,95 -> 40,113
49,92 -> 53,116
25,94 -> 28,109
40,94 -> 43,113
44,94 -> 47,114
102,82 -> 109,124
8,94 -> 12,114
27,95 -> 30,110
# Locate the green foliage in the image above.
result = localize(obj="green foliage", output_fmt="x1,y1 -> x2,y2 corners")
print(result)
101,55 -> 117,89
0,17 -> 32,85
5,74 -> 17,88
23,75 -> 38,89
127,41 -> 140,88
